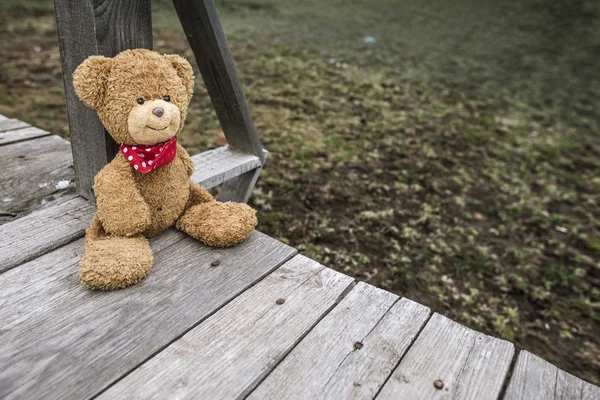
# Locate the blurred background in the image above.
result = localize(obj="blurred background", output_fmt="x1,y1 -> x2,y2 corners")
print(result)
1,0 -> 598,384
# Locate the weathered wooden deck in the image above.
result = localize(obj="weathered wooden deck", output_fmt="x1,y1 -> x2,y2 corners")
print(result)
1,114 -> 598,399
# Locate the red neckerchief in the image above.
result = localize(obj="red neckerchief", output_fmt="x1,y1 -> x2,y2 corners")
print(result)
120,137 -> 177,174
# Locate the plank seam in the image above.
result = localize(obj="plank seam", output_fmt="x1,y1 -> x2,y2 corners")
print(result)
498,348 -> 520,400
0,128 -> 52,147
552,365 -> 560,400
243,278 -> 359,399
452,332 -> 479,397
372,304 -> 434,399
0,194 -> 84,275
90,245 -> 298,400
320,295 -> 401,392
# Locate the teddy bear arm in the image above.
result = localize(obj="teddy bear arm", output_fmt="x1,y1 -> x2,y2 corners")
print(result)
176,143 -> 195,177
93,159 -> 152,236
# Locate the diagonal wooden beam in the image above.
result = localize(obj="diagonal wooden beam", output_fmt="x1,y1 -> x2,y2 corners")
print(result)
172,0 -> 266,165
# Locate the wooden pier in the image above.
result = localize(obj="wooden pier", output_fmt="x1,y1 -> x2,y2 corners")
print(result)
1,114 -> 598,399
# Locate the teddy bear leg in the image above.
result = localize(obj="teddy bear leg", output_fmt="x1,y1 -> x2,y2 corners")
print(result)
79,216 -> 153,290
176,184 -> 257,247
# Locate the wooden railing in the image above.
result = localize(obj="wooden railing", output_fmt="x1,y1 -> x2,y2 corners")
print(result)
54,0 -> 265,202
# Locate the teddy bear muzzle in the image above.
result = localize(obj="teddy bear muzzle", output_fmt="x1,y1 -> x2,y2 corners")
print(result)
127,98 -> 181,145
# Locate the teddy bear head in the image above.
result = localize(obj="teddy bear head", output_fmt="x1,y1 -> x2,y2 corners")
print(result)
73,49 -> 194,146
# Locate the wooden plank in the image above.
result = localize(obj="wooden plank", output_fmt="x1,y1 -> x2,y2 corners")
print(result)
0,114 -> 8,121
504,351 -> 600,400
54,0 -> 152,200
583,381 -> 600,400
99,255 -> 354,399
0,231 -> 296,399
378,313 -> 514,400
172,0 -> 266,164
0,135 -> 74,220
0,197 -> 93,273
0,126 -> 52,146
92,0 -> 152,58
0,145 -> 262,274
190,145 -> 261,190
91,0 -> 153,165
249,283 -> 431,400
54,0 -> 109,200
219,166 -> 262,202
0,119 -> 29,133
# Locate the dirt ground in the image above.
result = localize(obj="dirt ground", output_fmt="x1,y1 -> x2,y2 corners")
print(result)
1,0 -> 599,384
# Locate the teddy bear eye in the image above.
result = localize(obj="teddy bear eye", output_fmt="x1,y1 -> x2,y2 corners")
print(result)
136,98 -> 144,105
163,95 -> 170,102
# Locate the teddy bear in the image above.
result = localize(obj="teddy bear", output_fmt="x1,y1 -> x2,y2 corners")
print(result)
73,49 -> 257,290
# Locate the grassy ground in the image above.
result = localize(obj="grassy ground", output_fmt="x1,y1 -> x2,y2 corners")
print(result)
1,0 -> 599,384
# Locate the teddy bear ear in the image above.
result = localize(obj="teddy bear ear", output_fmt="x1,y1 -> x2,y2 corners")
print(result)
164,54 -> 194,101
73,55 -> 113,110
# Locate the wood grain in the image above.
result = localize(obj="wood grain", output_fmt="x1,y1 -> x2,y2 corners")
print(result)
249,282 -> 430,400
0,135 -> 74,220
0,197 -> 93,273
190,145 -> 261,190
54,0 -> 110,200
54,0 -> 152,200
0,230 -> 296,399
0,119 -> 29,133
0,126 -> 52,146
504,351 -> 600,400
99,255 -> 354,399
92,0 -> 152,58
172,0 -> 266,165
0,145 -> 262,273
378,313 -> 514,400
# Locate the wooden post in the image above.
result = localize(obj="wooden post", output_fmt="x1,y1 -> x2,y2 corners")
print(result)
172,0 -> 266,202
55,0 -> 152,200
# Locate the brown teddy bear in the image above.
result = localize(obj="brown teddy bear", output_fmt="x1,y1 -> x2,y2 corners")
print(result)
73,49 -> 257,290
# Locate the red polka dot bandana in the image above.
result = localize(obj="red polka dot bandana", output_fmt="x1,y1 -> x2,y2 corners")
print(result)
120,137 -> 177,174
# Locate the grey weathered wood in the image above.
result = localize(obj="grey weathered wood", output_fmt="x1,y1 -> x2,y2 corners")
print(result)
99,255 -> 354,399
0,119 -> 29,133
173,0 -> 265,162
249,282 -> 430,400
0,231 -> 296,399
92,0 -> 152,58
55,0 -> 109,200
219,165 -> 262,202
91,0 -> 152,161
190,145 -> 261,189
54,0 -> 152,200
0,126 -> 52,146
0,114 -> 8,121
0,197 -> 93,273
0,145 -> 262,273
218,149 -> 267,202
378,313 -> 514,400
504,351 -> 600,400
0,135 -> 74,221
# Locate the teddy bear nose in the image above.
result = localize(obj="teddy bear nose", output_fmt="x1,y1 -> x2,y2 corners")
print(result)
152,107 -> 164,117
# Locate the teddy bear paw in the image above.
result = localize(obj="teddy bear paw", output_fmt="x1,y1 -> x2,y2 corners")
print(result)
176,201 -> 257,247
79,235 -> 153,290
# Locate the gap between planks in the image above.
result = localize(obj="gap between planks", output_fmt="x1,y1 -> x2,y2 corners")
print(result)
0,146 -> 261,274
0,230 -> 297,399
98,255 -> 356,399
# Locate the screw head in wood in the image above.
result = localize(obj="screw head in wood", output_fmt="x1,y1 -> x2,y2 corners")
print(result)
354,342 -> 364,350
210,260 -> 220,267
434,379 -> 444,389
276,298 -> 285,305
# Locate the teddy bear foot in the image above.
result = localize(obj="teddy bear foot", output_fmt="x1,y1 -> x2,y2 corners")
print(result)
176,201 -> 257,247
79,235 -> 153,290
